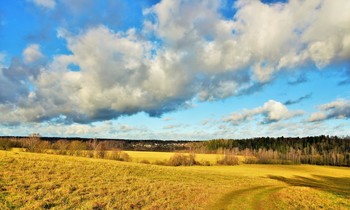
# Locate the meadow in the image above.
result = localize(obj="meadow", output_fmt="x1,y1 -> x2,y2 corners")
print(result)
0,150 -> 349,209
125,151 -> 227,165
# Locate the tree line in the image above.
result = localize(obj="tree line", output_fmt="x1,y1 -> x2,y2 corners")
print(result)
0,135 -> 349,166
189,136 -> 350,166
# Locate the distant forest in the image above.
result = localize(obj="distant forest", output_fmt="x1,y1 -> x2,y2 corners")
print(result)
0,135 -> 349,166
192,136 -> 350,166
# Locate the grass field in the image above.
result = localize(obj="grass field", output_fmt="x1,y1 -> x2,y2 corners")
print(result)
126,151 -> 227,165
126,151 -> 247,165
0,150 -> 349,209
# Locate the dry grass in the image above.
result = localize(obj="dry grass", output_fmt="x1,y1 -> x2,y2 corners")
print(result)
0,150 -> 349,209
126,150 -> 246,165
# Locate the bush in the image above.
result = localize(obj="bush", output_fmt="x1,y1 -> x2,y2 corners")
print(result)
94,150 -> 105,159
22,137 -> 41,152
0,139 -> 14,150
53,140 -> 70,150
22,137 -> 51,153
200,160 -> 211,166
105,150 -> 121,160
69,141 -> 87,150
168,153 -> 197,166
85,150 -> 94,158
105,150 -> 131,162
217,155 -> 239,165
120,152 -> 131,162
244,156 -> 257,164
139,159 -> 150,164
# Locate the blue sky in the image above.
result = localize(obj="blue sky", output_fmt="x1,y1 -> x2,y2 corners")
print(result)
0,0 -> 350,140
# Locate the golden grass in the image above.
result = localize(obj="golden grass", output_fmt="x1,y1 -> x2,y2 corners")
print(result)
126,150 -> 177,163
0,150 -> 349,209
126,150 -> 246,165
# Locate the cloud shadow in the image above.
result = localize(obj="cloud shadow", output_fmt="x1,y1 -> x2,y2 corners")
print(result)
267,174 -> 350,197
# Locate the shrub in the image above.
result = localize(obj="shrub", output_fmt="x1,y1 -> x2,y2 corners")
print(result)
199,160 -> 211,166
0,139 -> 14,150
168,153 -> 197,166
217,155 -> 239,165
22,137 -> 41,152
53,140 -> 70,150
94,150 -> 105,159
106,150 -> 121,160
244,156 -> 257,164
72,150 -> 82,157
69,141 -> 87,151
85,150 -> 94,158
120,152 -> 131,162
104,150 -> 131,162
58,150 -> 68,155
139,159 -> 150,164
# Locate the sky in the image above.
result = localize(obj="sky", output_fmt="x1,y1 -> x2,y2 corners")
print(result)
0,0 -> 350,140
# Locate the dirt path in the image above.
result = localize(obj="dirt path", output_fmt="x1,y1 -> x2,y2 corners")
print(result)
210,185 -> 284,210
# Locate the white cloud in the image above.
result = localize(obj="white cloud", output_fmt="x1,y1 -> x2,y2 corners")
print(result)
225,100 -> 304,124
0,25 -> 196,124
308,112 -> 327,122
308,99 -> 350,122
144,0 -> 350,96
1,0 -> 350,125
0,56 -> 41,106
30,0 -> 56,9
23,44 -> 43,63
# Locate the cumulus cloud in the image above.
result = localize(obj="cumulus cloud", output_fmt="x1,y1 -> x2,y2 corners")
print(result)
145,0 -> 350,93
1,0 -> 350,125
0,25 -> 196,124
23,44 -> 43,63
225,100 -> 304,124
30,0 -> 56,9
308,99 -> 350,122
0,57 -> 41,105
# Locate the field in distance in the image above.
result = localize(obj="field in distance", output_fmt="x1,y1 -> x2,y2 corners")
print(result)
125,150 -> 229,165
1,150 -> 349,209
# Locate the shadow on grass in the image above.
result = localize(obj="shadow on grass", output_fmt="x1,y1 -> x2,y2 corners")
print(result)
268,175 -> 350,197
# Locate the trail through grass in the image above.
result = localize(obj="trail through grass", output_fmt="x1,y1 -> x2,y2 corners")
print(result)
214,185 -> 284,210
0,150 -> 349,209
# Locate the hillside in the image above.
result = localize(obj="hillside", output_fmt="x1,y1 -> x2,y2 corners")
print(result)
1,150 -> 349,209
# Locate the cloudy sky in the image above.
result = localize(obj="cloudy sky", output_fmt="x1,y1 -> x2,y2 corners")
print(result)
0,0 -> 349,140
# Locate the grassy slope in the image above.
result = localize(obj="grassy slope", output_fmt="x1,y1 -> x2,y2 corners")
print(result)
0,150 -> 349,210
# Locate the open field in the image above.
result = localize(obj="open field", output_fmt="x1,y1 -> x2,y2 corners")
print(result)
125,151 -> 229,165
0,150 -> 349,209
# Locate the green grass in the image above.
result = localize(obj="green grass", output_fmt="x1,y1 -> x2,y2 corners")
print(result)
0,150 -> 349,209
